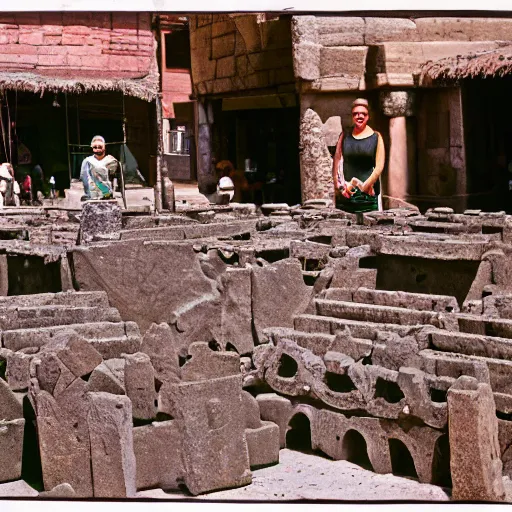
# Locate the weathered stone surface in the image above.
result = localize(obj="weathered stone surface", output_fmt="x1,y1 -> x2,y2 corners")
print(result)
0,377 -> 23,420
252,258 -> 313,341
0,418 -> 24,483
123,352 -> 157,420
34,391 -> 93,497
211,33 -> 236,59
39,483 -> 76,498
42,329 -> 103,378
319,46 -> 367,77
181,342 -> 240,381
73,240 -> 218,333
87,392 -> 136,498
220,267 -> 254,355
170,375 -> 251,495
291,15 -> 318,45
140,322 -> 180,383
365,17 -> 419,43
293,42 -> 321,80
299,109 -> 333,203
380,90 -> 416,117
6,350 -> 33,391
448,377 -> 506,501
87,359 -> 126,395
79,200 -> 122,244
255,394 -> 293,448
133,420 -> 183,491
316,16 -> 364,46
246,422 -> 280,469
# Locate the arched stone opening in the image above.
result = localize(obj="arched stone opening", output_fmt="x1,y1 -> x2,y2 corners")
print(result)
388,438 -> 418,479
285,412 -> 312,453
277,353 -> 298,378
340,429 -> 374,471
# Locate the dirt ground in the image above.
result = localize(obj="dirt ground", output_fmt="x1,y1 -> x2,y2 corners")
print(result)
136,449 -> 450,502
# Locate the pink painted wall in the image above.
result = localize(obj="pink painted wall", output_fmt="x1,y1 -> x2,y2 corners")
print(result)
0,12 -> 155,78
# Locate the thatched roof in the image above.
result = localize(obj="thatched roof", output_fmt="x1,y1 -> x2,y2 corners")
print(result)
0,70 -> 159,102
421,44 -> 512,82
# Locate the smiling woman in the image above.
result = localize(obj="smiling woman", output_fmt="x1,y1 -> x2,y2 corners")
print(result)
332,98 -> 386,213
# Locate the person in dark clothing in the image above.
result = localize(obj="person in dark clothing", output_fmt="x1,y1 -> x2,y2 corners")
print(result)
332,98 -> 385,213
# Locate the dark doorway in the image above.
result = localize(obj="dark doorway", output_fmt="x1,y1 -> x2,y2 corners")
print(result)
340,429 -> 374,471
213,104 -> 301,205
388,438 -> 418,480
431,434 -> 452,488
286,413 -> 312,453
7,255 -> 62,295
462,77 -> 512,213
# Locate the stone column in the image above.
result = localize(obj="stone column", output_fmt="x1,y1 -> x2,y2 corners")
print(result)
380,91 -> 416,202
197,101 -> 216,196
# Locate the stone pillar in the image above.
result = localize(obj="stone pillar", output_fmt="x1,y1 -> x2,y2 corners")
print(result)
380,91 -> 416,202
299,108 -> 333,203
447,376 -> 505,502
197,101 -> 216,196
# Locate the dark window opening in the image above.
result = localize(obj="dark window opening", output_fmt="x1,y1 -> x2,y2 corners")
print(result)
389,438 -> 418,480
165,30 -> 191,70
256,248 -> 290,263
359,256 -> 378,269
432,434 -> 452,488
340,429 -> 374,471
277,353 -> 298,378
496,410 -> 512,421
325,372 -> 357,393
225,342 -> 239,354
208,340 -> 221,351
374,377 -> 405,404
482,225 -> 503,235
286,413 -> 312,453
306,235 -> 332,245
430,387 -> 448,403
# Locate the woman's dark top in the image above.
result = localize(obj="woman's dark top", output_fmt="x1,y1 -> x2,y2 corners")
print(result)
342,129 -> 380,195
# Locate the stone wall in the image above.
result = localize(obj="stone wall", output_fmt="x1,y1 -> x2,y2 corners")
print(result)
292,16 -> 512,92
0,12 -> 155,78
189,14 -> 294,96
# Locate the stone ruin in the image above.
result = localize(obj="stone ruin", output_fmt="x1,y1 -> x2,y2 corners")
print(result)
1,199 -> 512,500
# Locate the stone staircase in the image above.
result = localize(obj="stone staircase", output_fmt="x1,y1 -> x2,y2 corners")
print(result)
0,290 -> 141,369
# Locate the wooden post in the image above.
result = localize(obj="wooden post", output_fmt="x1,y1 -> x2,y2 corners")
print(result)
155,94 -> 164,212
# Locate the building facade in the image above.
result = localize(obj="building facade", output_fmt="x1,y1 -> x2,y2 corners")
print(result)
189,14 -> 512,212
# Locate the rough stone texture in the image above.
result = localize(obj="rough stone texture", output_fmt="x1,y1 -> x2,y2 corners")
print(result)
39,483 -> 76,498
251,258 -> 313,342
73,240 -> 218,333
123,352 -> 157,420
256,393 -> 293,448
170,375 -> 252,495
79,200 -> 122,244
133,420 -> 183,491
87,392 -> 137,498
316,16 -> 364,46
87,359 -> 126,395
299,109 -> 333,202
448,376 -> 506,501
293,42 -> 321,80
6,350 -> 33,390
41,329 -> 103,378
34,390 -> 93,497
0,377 -> 23,420
319,46 -> 367,78
246,422 -> 280,469
180,342 -> 240,382
220,267 -> 254,355
0,418 -> 24,483
380,90 -> 417,117
140,322 -> 180,383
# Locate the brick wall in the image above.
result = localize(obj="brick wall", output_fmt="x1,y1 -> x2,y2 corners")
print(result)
162,70 -> 192,118
0,12 -> 155,78
189,14 -> 294,96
